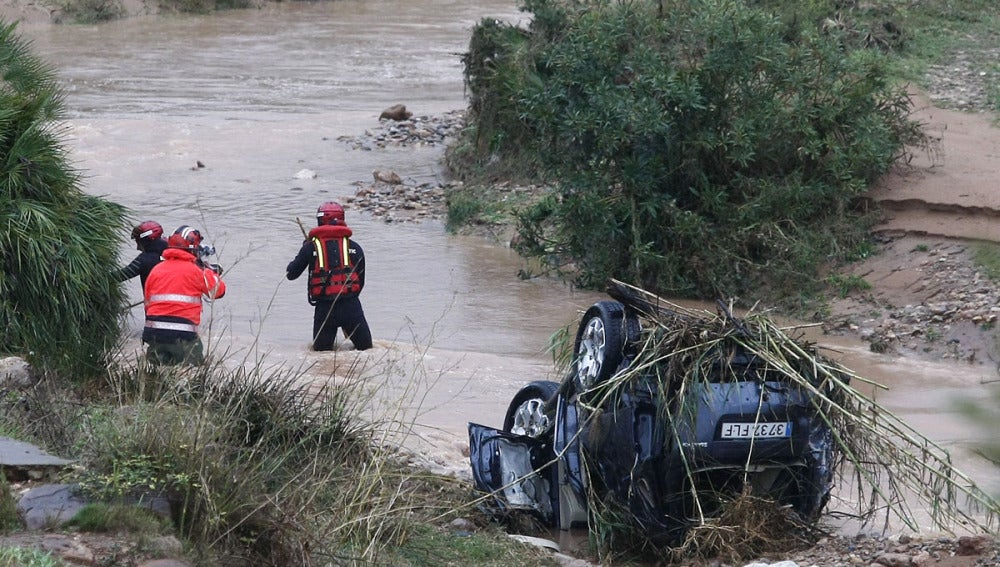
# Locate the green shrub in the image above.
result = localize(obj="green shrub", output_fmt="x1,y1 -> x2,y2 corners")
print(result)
0,547 -> 67,567
55,0 -> 126,23
446,192 -> 486,232
158,0 -> 207,13
973,242 -> 1000,281
457,0 -> 920,307
65,503 -> 170,534
0,471 -> 20,533
826,273 -> 872,298
157,0 -> 258,14
213,0 -> 257,10
0,22 -> 128,376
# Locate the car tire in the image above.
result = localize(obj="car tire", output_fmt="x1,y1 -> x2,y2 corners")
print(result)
572,300 -> 638,392
503,380 -> 560,437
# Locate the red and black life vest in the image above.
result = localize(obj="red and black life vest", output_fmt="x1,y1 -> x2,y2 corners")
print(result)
307,224 -> 362,304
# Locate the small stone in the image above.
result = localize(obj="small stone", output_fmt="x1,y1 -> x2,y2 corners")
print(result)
447,517 -> 476,532
957,534 -> 994,555
0,356 -> 33,387
911,551 -> 932,566
873,552 -> 912,566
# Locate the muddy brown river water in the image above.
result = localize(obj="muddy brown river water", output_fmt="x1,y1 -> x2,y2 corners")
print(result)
15,0 -> 997,539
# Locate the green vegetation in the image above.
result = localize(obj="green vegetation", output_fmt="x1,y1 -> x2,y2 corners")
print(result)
0,472 -> 19,533
0,353 -> 558,565
925,327 -> 941,343
0,547 -> 67,567
445,182 -> 543,237
445,190 -> 488,232
0,21 -> 127,376
0,2 -> 996,565
972,242 -> 1000,280
64,503 -> 170,534
156,0 -> 259,16
450,0 -> 922,309
395,523 -> 560,567
448,0 -> 998,309
825,273 -> 872,298
50,0 -> 259,22
53,0 -> 125,24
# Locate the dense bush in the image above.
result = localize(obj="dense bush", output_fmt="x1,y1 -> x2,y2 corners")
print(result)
156,0 -> 259,15
0,21 -> 128,375
455,0 -> 922,307
54,0 -> 126,24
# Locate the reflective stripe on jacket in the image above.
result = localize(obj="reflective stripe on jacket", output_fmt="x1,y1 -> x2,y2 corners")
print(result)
144,248 -> 226,327
306,224 -> 362,304
145,320 -> 198,333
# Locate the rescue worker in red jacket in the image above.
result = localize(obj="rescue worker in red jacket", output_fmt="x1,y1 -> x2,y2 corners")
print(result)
142,226 -> 226,365
286,202 -> 372,351
117,220 -> 167,289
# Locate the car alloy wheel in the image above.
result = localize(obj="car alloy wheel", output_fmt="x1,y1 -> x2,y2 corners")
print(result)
503,380 -> 560,438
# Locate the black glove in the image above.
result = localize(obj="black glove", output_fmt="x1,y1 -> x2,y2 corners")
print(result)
208,263 -> 223,276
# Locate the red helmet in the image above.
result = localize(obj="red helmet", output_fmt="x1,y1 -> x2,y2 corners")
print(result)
316,202 -> 345,226
168,225 -> 203,250
131,220 -> 163,243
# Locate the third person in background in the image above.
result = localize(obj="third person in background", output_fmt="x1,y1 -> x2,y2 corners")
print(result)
286,202 -> 372,351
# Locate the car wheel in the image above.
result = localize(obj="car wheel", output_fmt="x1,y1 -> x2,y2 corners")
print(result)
573,300 -> 637,391
503,380 -> 560,437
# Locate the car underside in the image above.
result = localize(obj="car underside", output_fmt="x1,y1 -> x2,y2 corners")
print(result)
469,282 -> 842,544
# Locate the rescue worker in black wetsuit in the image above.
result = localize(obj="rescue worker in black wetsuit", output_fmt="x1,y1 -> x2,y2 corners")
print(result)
286,202 -> 373,351
117,220 -> 167,289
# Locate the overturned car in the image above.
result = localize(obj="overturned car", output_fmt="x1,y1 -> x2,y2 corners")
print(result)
469,281 -> 847,544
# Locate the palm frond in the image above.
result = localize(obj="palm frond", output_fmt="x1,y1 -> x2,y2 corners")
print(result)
0,22 -> 128,375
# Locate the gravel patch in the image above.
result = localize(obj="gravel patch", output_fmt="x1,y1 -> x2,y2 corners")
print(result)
338,111 -> 466,224
822,236 -> 1000,366
922,47 -> 1000,113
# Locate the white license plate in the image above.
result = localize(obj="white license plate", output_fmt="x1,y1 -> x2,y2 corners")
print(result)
720,422 -> 791,439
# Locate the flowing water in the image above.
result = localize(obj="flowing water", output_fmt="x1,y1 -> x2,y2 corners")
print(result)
16,0 -> 997,538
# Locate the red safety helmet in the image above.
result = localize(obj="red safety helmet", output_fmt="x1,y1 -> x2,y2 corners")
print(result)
168,225 -> 203,251
131,220 -> 163,243
316,202 -> 345,226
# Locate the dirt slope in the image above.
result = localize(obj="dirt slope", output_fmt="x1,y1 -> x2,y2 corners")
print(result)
871,92 -> 1000,242
821,91 -> 1000,365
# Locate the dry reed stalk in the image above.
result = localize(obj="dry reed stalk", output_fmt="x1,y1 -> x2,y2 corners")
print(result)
601,279 -> 999,536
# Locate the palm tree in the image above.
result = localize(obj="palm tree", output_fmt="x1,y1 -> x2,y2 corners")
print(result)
0,20 -> 128,376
